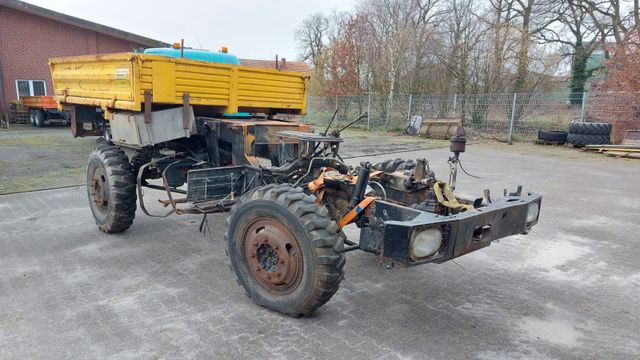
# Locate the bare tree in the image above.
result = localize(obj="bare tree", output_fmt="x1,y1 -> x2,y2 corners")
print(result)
360,0 -> 440,123
295,14 -> 331,94
323,14 -> 370,96
486,0 -> 516,92
296,0 -> 569,101
534,1 -> 601,103
581,0 -> 636,45
510,0 -> 558,93
438,0 -> 485,96
295,13 -> 330,68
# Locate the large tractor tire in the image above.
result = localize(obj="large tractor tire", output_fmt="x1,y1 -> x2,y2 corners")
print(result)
34,109 -> 46,127
567,133 -> 610,147
226,184 -> 345,316
569,121 -> 612,136
86,144 -> 137,233
538,130 -> 568,143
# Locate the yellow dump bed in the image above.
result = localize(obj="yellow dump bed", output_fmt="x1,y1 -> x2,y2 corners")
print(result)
49,53 -> 308,115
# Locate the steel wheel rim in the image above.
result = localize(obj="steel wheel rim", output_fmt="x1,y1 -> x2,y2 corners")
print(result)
89,166 -> 109,213
243,218 -> 302,294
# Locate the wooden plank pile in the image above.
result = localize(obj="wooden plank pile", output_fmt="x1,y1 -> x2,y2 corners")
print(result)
583,130 -> 640,159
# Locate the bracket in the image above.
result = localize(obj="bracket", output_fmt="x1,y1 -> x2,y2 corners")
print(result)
144,90 -> 152,124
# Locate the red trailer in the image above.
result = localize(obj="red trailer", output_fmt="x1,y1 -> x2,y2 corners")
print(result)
21,95 -> 69,127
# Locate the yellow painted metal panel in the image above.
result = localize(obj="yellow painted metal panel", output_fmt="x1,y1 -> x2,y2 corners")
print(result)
238,100 -> 304,110
175,86 -> 230,96
238,69 -> 304,82
173,61 -> 231,108
299,77 -> 308,115
237,67 -> 306,113
238,89 -> 304,99
237,84 -> 304,95
239,76 -> 305,87
49,52 -> 309,114
188,97 -> 228,106
175,64 -> 232,76
152,62 -> 176,103
50,53 -> 139,110
228,68 -> 239,113
174,76 -> 230,86
57,96 -> 137,111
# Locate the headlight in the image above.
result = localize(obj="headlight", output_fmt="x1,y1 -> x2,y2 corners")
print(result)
526,202 -> 540,224
410,228 -> 442,260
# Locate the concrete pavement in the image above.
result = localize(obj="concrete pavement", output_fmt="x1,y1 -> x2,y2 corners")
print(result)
1,143 -> 639,359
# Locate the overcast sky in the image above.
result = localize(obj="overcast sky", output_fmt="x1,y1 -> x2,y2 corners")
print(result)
23,0 -> 358,60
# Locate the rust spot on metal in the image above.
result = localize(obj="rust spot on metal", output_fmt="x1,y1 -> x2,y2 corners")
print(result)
144,91 -> 152,124
158,197 -> 187,207
89,168 -> 108,209
243,218 -> 301,292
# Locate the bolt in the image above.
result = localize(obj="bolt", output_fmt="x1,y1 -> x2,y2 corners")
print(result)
279,260 -> 285,264
273,246 -> 279,251
256,267 -> 261,272
250,254 -> 255,258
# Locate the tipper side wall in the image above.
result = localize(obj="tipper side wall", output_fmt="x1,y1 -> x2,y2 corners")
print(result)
50,53 -> 308,115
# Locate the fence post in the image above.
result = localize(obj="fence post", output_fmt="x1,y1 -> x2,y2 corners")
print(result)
335,95 -> 339,125
367,93 -> 371,131
508,92 -> 517,145
452,93 -> 458,117
407,94 -> 413,124
580,92 -> 587,122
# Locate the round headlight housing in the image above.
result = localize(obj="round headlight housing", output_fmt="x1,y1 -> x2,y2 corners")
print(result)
526,202 -> 540,224
410,228 -> 442,260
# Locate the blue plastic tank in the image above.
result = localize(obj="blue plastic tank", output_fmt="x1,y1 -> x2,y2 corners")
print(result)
143,47 -> 240,65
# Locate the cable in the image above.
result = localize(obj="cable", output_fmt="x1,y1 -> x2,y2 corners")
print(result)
368,181 -> 387,200
458,158 -> 481,179
292,157 -> 349,187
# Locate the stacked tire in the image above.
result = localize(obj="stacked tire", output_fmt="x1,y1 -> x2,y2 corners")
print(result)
538,130 -> 568,144
567,121 -> 611,147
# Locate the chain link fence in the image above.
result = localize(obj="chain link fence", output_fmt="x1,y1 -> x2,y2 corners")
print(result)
304,92 -> 638,142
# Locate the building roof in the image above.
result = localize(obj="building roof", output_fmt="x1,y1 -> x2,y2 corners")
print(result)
239,59 -> 310,74
0,0 -> 168,48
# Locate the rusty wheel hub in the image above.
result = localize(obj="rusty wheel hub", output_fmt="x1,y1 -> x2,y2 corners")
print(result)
244,218 -> 302,293
90,167 -> 109,211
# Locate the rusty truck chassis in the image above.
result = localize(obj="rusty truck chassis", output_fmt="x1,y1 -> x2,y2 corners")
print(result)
100,113 -> 542,267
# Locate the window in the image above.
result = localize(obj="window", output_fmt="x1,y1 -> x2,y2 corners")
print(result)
15,80 -> 46,98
